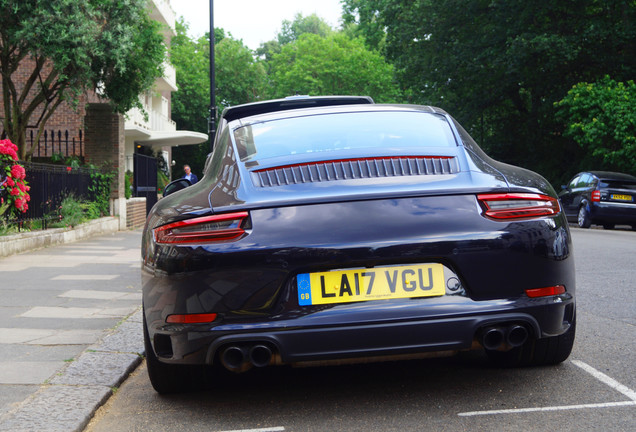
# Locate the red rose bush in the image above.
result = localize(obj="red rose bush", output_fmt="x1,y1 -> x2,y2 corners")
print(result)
0,139 -> 30,217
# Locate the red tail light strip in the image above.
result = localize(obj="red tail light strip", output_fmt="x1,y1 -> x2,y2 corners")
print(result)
526,285 -> 566,298
166,313 -> 218,324
477,193 -> 561,220
154,212 -> 249,244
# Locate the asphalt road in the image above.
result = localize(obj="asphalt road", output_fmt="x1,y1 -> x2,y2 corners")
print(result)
84,227 -> 636,432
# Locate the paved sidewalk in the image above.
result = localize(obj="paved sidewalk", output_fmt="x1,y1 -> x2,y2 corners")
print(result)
0,229 -> 144,432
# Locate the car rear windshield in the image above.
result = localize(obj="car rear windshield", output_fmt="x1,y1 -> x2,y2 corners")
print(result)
599,180 -> 636,190
234,111 -> 456,162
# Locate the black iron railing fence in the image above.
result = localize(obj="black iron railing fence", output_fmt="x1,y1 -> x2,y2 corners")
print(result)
3,161 -> 103,229
0,129 -> 83,159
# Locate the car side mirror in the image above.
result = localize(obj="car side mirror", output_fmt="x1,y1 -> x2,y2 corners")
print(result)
163,178 -> 191,197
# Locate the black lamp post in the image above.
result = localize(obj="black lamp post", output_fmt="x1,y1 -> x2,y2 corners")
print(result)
208,0 -> 216,151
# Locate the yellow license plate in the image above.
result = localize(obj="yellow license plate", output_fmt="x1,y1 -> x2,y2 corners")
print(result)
611,194 -> 632,201
297,263 -> 445,306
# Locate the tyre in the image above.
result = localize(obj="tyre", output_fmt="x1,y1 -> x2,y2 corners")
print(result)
486,313 -> 576,367
143,310 -> 206,394
577,206 -> 591,228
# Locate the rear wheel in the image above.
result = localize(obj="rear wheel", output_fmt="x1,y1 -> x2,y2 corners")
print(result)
143,310 -> 207,394
486,313 -> 576,367
577,206 -> 591,228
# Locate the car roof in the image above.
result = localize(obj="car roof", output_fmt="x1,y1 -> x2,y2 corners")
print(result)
220,95 -> 375,123
586,171 -> 636,181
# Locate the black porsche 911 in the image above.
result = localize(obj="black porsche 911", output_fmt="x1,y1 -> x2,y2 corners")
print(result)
142,96 -> 576,393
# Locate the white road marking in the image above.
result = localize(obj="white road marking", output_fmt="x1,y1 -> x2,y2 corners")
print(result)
62,245 -> 125,250
458,401 -> 636,417
21,307 -> 102,319
52,275 -> 119,281
59,289 -> 134,299
458,360 -> 636,417
217,428 -> 285,432
0,328 -> 100,345
572,360 -> 636,401
20,305 -> 140,319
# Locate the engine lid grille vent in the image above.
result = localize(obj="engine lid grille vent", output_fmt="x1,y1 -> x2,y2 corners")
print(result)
252,156 -> 459,187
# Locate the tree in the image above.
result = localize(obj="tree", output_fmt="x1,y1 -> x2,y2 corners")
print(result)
268,33 -> 400,102
555,76 -> 636,174
344,0 -> 636,184
277,13 -> 333,45
257,13 -> 334,67
170,21 -> 267,177
0,0 -> 166,160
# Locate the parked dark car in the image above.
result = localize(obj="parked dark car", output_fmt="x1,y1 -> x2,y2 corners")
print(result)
559,171 -> 636,229
142,96 -> 576,393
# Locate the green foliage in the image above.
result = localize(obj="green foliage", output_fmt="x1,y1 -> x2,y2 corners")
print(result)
268,33 -> 400,102
49,195 -> 101,228
277,13 -> 333,45
88,167 -> 114,217
58,195 -> 84,228
170,20 -> 267,177
555,77 -> 636,174
50,153 -> 81,168
342,0 -> 387,51
216,38 -> 267,106
157,170 -> 169,195
0,0 -> 166,160
125,171 -> 133,200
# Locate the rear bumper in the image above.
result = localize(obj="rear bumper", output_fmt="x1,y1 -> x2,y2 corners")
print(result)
147,294 -> 575,366
591,202 -> 636,224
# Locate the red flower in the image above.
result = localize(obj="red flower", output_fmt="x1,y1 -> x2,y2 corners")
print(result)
15,197 -> 28,211
0,139 -> 18,161
10,187 -> 20,196
66,166 -> 72,172
11,164 -> 26,180
5,176 -> 15,187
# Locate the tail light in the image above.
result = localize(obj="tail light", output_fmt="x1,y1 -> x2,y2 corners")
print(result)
166,313 -> 218,324
154,211 -> 249,244
526,285 -> 566,298
477,193 -> 561,220
591,190 -> 601,202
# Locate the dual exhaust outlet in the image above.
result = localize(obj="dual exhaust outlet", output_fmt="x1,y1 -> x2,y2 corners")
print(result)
480,324 -> 529,351
220,343 -> 274,372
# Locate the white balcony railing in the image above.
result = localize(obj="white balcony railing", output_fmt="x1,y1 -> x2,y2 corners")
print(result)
156,61 -> 177,92
149,0 -> 176,32
125,106 -> 176,134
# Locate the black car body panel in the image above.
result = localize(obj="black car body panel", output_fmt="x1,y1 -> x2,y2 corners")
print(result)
141,98 -> 575,391
559,170 -> 636,228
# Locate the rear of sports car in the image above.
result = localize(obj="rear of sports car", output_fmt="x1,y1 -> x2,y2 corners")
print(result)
142,103 -> 575,393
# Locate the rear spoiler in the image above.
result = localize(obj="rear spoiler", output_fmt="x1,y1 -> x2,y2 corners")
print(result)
220,96 -> 374,122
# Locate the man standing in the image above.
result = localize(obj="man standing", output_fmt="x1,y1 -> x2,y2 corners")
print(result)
182,164 -> 198,184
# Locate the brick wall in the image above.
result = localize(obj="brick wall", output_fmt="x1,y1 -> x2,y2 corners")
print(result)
0,56 -> 103,157
84,103 -> 125,201
126,198 -> 147,229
